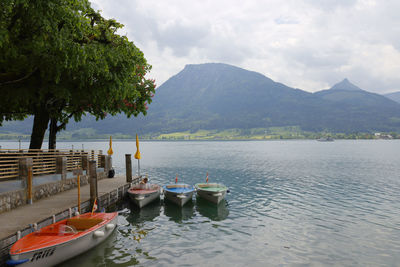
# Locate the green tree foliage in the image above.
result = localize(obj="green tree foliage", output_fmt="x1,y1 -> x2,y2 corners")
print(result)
0,0 -> 155,149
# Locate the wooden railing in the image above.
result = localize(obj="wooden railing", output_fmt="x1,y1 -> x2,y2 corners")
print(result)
0,157 -> 19,180
0,149 -> 103,180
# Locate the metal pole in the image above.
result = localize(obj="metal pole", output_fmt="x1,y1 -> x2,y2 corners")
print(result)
138,159 -> 141,177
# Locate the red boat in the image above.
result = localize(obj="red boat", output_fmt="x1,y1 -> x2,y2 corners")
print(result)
7,212 -> 117,266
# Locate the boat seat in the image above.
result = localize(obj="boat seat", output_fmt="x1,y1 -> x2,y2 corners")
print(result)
66,218 -> 103,231
166,185 -> 188,189
198,184 -> 216,188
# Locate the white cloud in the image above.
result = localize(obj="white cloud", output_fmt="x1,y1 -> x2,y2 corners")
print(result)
91,0 -> 400,93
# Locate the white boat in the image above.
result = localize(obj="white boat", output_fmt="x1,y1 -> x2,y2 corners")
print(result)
163,184 -> 195,207
317,137 -> 334,142
127,184 -> 161,208
195,183 -> 228,204
7,212 -> 117,267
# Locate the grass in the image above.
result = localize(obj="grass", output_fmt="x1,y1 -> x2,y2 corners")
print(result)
0,127 -> 392,141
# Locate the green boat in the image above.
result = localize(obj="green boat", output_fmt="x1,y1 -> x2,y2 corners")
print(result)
195,183 -> 228,204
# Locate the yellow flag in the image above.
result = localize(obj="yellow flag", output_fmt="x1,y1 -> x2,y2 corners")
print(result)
134,134 -> 141,159
107,136 -> 113,155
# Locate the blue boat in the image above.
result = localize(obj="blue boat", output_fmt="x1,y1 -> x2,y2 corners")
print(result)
163,184 -> 195,207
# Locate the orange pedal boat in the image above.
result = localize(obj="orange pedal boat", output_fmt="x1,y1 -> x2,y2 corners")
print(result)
7,212 -> 117,266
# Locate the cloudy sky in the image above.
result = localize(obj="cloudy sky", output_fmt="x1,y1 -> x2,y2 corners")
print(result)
91,0 -> 400,94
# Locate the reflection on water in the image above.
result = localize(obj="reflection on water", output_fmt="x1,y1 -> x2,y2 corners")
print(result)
126,201 -> 162,223
112,206 -> 159,266
163,200 -> 195,223
58,230 -> 118,267
196,198 -> 229,221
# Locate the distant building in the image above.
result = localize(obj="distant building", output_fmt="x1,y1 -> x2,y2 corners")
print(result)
374,133 -> 393,139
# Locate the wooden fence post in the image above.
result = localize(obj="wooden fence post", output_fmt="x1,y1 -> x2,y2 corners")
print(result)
81,155 -> 89,172
19,157 -> 33,188
56,156 -> 67,180
125,154 -> 132,183
100,155 -> 106,169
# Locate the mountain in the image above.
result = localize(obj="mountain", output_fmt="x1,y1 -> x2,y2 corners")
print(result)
314,79 -> 400,107
144,63 -> 327,132
313,78 -> 400,132
141,64 -> 400,133
2,63 -> 400,135
384,91 -> 400,104
329,78 -> 363,91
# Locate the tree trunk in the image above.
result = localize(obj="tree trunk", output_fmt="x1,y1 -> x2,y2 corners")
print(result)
29,106 -> 49,150
48,118 -> 57,149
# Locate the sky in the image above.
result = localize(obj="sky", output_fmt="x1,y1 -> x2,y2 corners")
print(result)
90,0 -> 400,94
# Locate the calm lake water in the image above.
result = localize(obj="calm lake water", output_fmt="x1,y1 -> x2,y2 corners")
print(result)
2,140 -> 400,266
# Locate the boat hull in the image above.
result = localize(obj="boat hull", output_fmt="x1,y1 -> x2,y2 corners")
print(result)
195,183 -> 227,204
8,213 -> 117,267
128,185 -> 161,208
163,184 -> 194,207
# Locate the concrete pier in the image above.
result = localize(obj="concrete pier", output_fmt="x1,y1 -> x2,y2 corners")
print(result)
0,175 -> 139,265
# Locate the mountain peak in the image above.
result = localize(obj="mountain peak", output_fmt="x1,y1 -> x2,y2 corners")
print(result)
330,78 -> 363,91
177,63 -> 275,85
183,63 -> 258,74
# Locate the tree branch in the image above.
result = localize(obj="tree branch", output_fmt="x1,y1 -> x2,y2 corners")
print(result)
0,68 -> 38,86
55,111 -> 78,132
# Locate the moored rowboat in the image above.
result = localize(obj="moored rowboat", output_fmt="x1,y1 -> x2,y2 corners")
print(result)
163,184 -> 195,207
127,184 -> 161,208
195,183 -> 228,204
7,212 -> 117,267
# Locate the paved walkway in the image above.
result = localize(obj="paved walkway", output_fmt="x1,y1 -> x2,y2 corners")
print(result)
0,175 -> 129,240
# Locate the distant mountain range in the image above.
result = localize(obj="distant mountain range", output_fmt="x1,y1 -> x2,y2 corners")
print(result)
2,63 -> 400,136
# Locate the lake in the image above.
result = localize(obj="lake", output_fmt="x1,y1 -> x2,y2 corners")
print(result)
2,140 -> 400,266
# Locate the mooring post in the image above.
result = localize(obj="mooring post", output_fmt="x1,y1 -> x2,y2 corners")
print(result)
125,154 -> 132,183
100,154 -> 112,173
77,174 -> 81,213
89,160 -> 98,210
27,167 -> 33,204
105,155 -> 112,173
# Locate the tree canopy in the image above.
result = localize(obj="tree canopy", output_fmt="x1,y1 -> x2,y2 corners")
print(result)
0,0 -> 156,149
